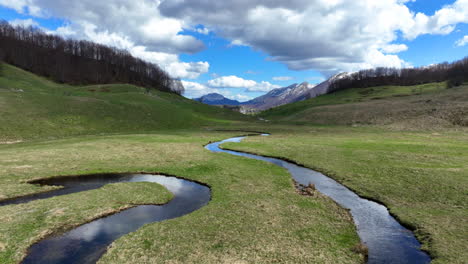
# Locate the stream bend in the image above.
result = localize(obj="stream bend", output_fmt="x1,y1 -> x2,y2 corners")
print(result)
2,133 -> 431,264
205,134 -> 431,264
1,174 -> 210,264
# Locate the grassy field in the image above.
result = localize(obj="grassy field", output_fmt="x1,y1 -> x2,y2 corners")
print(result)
260,83 -> 468,130
0,63 -> 250,142
0,132 -> 363,263
224,126 -> 468,264
1,64 -> 467,263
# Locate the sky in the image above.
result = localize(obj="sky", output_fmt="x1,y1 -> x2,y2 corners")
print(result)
0,0 -> 467,101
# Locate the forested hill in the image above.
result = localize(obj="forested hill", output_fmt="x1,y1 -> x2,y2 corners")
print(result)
329,57 -> 468,93
0,63 -> 249,141
0,20 -> 182,94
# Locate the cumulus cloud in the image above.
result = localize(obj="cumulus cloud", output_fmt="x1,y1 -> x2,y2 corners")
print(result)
401,0 -> 468,40
182,80 -> 253,101
160,0 -> 468,75
380,44 -> 408,54
273,76 -> 294,81
3,0 -> 467,79
0,0 -> 208,79
181,81 -> 216,98
207,75 -> 280,92
245,81 -> 281,92
9,18 -> 39,27
456,35 -> 468,46
208,75 -> 257,88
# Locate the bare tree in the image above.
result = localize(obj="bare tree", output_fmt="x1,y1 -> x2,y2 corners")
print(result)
329,57 -> 468,92
0,20 -> 184,95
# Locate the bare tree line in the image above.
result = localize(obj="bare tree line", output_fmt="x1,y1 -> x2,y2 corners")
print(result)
0,20 -> 184,95
329,57 -> 468,93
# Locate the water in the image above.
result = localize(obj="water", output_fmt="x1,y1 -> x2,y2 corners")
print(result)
205,135 -> 431,264
0,174 -> 210,264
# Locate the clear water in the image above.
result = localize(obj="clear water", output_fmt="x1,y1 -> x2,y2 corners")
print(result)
205,135 -> 431,264
2,133 -> 431,264
0,174 -> 210,264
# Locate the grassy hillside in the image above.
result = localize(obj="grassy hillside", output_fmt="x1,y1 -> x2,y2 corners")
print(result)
260,83 -> 468,129
0,64 -> 249,142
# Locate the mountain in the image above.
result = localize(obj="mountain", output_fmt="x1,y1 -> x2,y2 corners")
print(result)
241,82 -> 311,112
241,73 -> 351,113
194,73 -> 350,113
195,93 -> 241,106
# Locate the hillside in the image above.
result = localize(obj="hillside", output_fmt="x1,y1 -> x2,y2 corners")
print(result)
0,63 -> 249,142
260,82 -> 468,129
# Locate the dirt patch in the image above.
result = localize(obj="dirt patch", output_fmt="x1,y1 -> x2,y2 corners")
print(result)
351,243 -> 369,260
295,182 -> 318,197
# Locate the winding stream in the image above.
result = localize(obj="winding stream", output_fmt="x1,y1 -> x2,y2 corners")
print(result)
1,133 -> 431,263
1,174 -> 210,264
206,134 -> 431,264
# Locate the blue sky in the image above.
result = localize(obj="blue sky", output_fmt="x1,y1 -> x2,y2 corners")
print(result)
0,0 -> 467,101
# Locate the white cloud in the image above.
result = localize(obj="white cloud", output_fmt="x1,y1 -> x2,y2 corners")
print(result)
380,44 -> 408,54
3,0 -> 468,79
273,76 -> 294,81
207,75 -> 280,92
0,0 -> 209,79
232,94 -> 253,102
160,0 -> 468,75
0,0 -> 38,14
67,22 -> 210,79
208,75 -> 257,88
9,18 -> 39,27
245,81 -> 281,92
195,27 -> 210,35
182,80 -> 253,101
401,0 -> 468,40
181,81 -> 221,98
456,35 -> 468,46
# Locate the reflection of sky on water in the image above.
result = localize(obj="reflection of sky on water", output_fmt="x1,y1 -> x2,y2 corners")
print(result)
22,174 -> 210,264
19,133 -> 430,264
205,135 -> 430,264
129,174 -> 189,195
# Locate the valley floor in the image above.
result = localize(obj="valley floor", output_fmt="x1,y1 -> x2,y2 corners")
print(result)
224,125 -> 468,264
0,130 -> 363,264
0,64 -> 466,263
0,126 -> 466,263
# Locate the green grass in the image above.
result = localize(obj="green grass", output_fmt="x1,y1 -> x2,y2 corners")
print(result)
223,126 -> 468,264
259,83 -> 468,129
0,63 -> 251,142
1,64 -> 467,263
0,132 -> 363,263
261,82 -> 448,119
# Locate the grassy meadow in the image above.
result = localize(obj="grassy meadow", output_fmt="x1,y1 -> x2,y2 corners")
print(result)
0,64 -> 250,142
0,132 -> 363,263
260,83 -> 468,130
0,63 -> 467,263
224,126 -> 468,264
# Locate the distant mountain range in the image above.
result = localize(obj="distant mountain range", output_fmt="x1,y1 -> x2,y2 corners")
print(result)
194,73 -> 349,113
241,82 -> 315,112
194,93 -> 241,106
